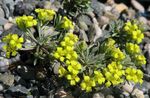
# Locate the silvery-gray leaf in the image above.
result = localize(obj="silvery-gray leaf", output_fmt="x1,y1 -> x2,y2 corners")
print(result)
8,85 -> 29,94
0,74 -> 14,86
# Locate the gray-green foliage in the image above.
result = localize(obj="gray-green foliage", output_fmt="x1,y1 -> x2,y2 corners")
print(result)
63,0 -> 91,16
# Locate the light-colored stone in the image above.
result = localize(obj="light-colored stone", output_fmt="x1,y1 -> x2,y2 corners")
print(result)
98,16 -> 110,26
122,83 -> 133,93
131,88 -> 144,98
92,17 -> 103,42
0,7 -> 5,18
131,0 -> 145,13
93,93 -> 104,98
106,95 -> 114,98
106,0 -> 115,5
0,84 -> 3,91
4,22 -> 13,30
114,3 -> 128,13
0,74 -> 14,86
79,21 -> 88,31
139,17 -> 147,24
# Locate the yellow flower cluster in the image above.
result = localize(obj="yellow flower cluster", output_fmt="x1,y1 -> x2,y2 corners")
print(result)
134,54 -> 146,65
126,43 -> 141,54
61,16 -> 74,30
125,67 -> 143,84
54,33 -> 81,85
16,15 -> 37,30
35,8 -> 55,22
93,71 -> 105,85
80,75 -> 96,92
103,62 -> 124,87
104,38 -> 125,61
124,21 -> 144,43
80,71 -> 105,92
111,48 -> 125,61
2,34 -> 24,58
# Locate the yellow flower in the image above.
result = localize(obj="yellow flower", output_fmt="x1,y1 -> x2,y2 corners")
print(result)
126,43 -> 140,54
61,16 -> 74,30
2,34 -> 24,58
125,67 -> 143,84
80,75 -> 96,92
16,15 -> 37,30
35,8 -> 55,22
58,66 -> 67,77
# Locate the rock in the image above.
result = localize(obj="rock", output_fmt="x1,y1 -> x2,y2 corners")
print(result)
27,95 -> 33,98
0,83 -> 4,91
106,95 -> 114,98
104,6 -> 112,12
0,7 -> 5,18
0,74 -> 14,86
0,26 -> 3,31
144,94 -> 149,98
30,87 -> 39,97
78,21 -> 88,31
148,6 -> 150,11
98,16 -> 110,26
8,85 -> 29,96
138,17 -> 147,24
92,17 -> 103,42
148,20 -> 150,27
4,22 -> 13,30
1,1 -> 10,18
93,92 -> 104,98
16,65 -> 35,80
0,17 -> 8,25
53,61 -> 60,74
131,0 -> 145,13
43,1 -> 51,9
79,29 -> 89,42
104,11 -> 118,21
131,88 -> 144,98
14,1 -> 35,16
3,93 -> 12,98
78,15 -> 92,26
114,3 -> 128,13
144,44 -> 150,64
39,96 -> 46,98
3,0 -> 15,16
127,8 -> 136,19
106,0 -> 115,5
122,82 -> 133,93
91,0 -> 105,17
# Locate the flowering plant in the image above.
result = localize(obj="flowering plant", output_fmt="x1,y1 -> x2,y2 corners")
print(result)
0,7 -> 146,97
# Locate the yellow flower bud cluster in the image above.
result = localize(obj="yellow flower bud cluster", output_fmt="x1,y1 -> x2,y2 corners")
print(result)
103,62 -> 124,87
2,34 -> 24,58
125,67 -> 143,84
124,21 -> 144,44
80,75 -> 96,92
35,8 -> 55,22
134,54 -> 146,65
54,33 -> 81,85
126,43 -> 141,54
111,48 -> 125,61
61,16 -> 74,30
16,15 -> 37,30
